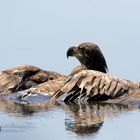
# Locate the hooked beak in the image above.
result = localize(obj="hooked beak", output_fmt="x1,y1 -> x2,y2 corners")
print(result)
66,46 -> 77,59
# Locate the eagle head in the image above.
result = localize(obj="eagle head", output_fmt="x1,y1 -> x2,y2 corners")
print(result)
67,42 -> 108,73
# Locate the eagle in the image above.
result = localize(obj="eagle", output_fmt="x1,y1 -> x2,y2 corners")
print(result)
51,43 -> 140,104
0,43 -> 140,105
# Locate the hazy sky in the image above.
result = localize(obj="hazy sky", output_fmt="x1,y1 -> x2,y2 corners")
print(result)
0,0 -> 140,81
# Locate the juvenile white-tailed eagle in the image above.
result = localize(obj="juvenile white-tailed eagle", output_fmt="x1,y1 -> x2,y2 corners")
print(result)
51,43 -> 140,104
0,43 -> 140,104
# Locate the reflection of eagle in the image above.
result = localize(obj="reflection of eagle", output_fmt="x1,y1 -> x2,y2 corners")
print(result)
52,43 -> 140,104
0,42 -> 140,104
64,102 -> 139,136
0,98 -> 139,136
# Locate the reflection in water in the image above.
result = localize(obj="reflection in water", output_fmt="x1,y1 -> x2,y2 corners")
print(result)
65,117 -> 103,136
0,99 -> 55,116
0,99 -> 140,137
62,102 -> 140,136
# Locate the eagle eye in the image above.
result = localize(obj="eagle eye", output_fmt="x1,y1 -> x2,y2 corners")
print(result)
79,47 -> 85,52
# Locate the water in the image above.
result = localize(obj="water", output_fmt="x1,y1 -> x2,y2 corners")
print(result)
0,99 -> 140,140
0,0 -> 140,139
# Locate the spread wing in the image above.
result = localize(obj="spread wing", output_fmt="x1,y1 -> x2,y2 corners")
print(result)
51,70 -> 140,104
0,65 -> 65,96
9,76 -> 67,104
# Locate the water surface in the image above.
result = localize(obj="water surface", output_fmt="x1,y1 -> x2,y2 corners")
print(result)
0,99 -> 140,140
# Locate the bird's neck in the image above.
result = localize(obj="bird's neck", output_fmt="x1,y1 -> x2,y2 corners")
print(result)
83,62 -> 107,73
77,57 -> 107,73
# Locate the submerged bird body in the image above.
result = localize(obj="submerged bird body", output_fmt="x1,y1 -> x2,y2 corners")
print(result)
11,76 -> 67,104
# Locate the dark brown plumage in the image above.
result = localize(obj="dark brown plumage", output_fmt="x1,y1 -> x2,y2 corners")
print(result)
67,43 -> 108,73
52,43 -> 140,104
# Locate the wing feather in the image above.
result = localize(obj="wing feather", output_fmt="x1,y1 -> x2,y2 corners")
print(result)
51,70 -> 140,103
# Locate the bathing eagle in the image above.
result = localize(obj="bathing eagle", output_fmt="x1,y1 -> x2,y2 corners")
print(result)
51,43 -> 140,104
0,42 -> 140,104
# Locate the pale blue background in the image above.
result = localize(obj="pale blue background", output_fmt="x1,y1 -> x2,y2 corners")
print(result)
0,1 -> 140,140
0,0 -> 140,81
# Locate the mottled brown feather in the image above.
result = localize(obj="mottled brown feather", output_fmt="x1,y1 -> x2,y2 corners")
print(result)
0,65 -> 66,96
51,70 -> 140,104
